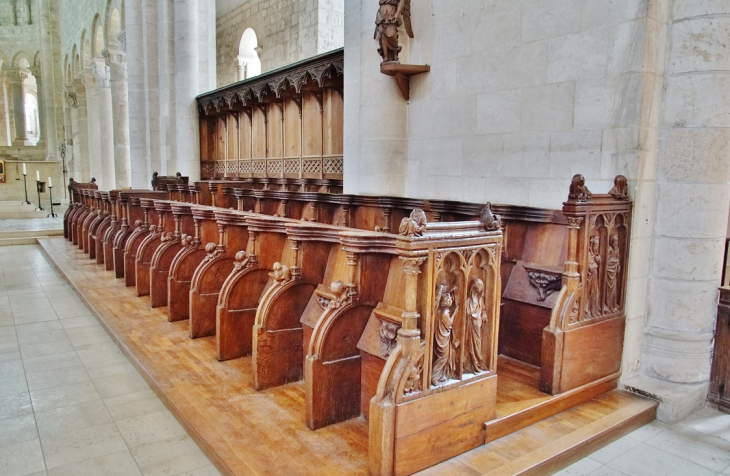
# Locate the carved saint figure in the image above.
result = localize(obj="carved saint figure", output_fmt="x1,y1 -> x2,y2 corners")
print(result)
586,236 -> 601,319
399,208 -> 427,237
464,279 -> 488,374
431,285 -> 459,386
604,234 -> 621,313
374,0 -> 413,64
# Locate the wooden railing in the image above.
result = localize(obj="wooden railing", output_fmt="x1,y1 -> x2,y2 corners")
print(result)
197,49 -> 344,180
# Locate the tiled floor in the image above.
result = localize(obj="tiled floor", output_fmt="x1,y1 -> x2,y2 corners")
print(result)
2,244 -> 730,476
0,218 -> 63,233
0,244 -> 221,476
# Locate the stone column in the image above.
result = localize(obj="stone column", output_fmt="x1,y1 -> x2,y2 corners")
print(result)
236,56 -> 247,81
103,45 -> 132,188
82,67 -> 103,187
65,88 -> 81,179
0,76 -> 12,146
6,67 -> 31,146
73,80 -> 90,181
631,1 -> 730,422
92,58 -> 116,189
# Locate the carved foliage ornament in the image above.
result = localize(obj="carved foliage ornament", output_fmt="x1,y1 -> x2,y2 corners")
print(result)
318,280 -> 351,310
233,250 -> 255,271
203,242 -> 224,262
404,355 -> 423,395
378,320 -> 399,357
526,270 -> 562,301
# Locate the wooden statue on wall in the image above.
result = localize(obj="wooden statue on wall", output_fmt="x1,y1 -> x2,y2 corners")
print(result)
374,0 -> 413,65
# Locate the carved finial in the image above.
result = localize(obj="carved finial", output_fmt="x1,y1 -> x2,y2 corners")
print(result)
205,242 -> 217,254
270,262 -> 291,282
480,203 -> 502,231
399,208 -> 427,237
152,172 -> 159,179
90,177 -> 97,183
609,175 -> 629,201
176,172 -> 182,178
568,174 -> 592,202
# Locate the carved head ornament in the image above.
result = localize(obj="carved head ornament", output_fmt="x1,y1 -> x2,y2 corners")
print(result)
568,174 -> 592,202
480,203 -> 502,231
399,208 -> 427,237
609,175 -> 629,201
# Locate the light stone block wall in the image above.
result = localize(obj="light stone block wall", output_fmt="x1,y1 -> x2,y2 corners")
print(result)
345,0 -> 730,414
216,0 -> 344,88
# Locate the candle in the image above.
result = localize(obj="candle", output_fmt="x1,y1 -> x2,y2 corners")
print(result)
36,171 -> 40,181
48,177 -> 52,188
22,163 -> 26,175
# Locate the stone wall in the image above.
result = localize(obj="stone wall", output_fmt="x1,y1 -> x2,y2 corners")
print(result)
344,0 -> 730,421
216,0 -> 344,88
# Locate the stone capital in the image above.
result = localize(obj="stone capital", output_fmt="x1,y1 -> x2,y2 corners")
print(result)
90,58 -> 111,88
64,87 -> 78,108
102,46 -> 127,78
4,67 -> 31,85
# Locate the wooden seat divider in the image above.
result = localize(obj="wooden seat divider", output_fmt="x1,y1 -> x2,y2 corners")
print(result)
92,192 -> 113,265
79,190 -> 101,253
167,206 -> 219,322
101,190 -> 122,270
149,201 -> 195,308
189,209 -> 250,339
85,191 -> 108,260
64,178 -> 98,240
123,197 -> 160,287
72,191 -> 94,248
135,199 -> 175,297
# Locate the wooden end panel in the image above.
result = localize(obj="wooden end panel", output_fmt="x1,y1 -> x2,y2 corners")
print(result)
559,317 -> 625,393
217,308 -> 256,361
360,352 -> 386,420
393,375 -> 497,475
499,299 -> 550,367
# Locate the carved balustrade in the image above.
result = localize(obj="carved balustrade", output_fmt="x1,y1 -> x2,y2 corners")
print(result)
197,49 -> 344,181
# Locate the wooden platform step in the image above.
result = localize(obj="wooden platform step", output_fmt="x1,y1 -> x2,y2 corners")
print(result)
419,389 -> 657,475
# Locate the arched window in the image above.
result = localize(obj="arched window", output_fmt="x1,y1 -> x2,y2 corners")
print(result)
237,28 -> 261,81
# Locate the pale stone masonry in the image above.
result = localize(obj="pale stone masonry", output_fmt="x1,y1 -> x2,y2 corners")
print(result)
345,0 -> 730,422
216,0 -> 344,88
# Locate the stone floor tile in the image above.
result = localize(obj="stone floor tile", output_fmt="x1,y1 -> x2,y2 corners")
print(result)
0,413 -> 38,448
172,465 -> 222,476
0,392 -> 33,420
8,293 -> 47,304
0,373 -> 29,397
643,425 -> 730,472
15,321 -> 64,335
0,348 -> 21,363
30,380 -> 101,412
588,434 -> 641,464
554,457 -> 604,475
0,438 -> 46,476
59,315 -> 98,329
104,390 -> 167,421
84,359 -> 137,380
723,462 -> 730,475
20,339 -> 76,359
0,360 -> 24,378
116,410 -> 187,448
587,467 -> 627,476
55,307 -> 95,319
0,325 -> 16,337
40,422 -> 128,470
17,329 -> 70,346
76,341 -> 123,365
22,351 -> 83,374
13,311 -> 59,326
35,399 -> 113,437
680,406 -> 730,443
46,450 -> 143,476
67,331 -> 112,351
607,443 -> 717,476
93,370 -> 149,398
26,364 -> 91,391
7,285 -> 45,296
131,435 -> 211,476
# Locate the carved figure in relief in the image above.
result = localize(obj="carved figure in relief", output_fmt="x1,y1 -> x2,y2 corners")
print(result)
431,285 -> 459,386
464,279 -> 488,374
604,234 -> 621,313
480,203 -> 502,231
378,320 -> 399,356
568,174 -> 592,202
374,0 -> 413,64
609,175 -> 629,201
586,236 -> 602,319
404,356 -> 423,395
399,208 -> 427,237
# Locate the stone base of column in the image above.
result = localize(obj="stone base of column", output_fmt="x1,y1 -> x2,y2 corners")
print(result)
621,375 -> 709,423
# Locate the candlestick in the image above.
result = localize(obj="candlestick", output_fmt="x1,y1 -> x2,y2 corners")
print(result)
21,173 -> 31,205
35,178 -> 43,211
22,163 -> 26,175
47,184 -> 57,218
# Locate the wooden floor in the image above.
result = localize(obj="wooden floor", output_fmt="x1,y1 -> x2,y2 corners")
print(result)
38,237 -> 657,476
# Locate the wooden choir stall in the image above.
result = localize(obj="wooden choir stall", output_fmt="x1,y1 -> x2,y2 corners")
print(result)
52,171 -> 657,476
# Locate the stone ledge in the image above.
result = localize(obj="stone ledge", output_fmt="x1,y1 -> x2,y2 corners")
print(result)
621,375 -> 708,423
